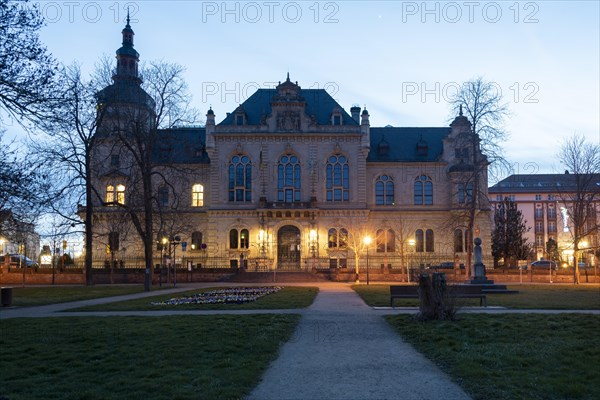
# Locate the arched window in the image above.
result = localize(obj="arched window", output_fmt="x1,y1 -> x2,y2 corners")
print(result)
328,228 -> 348,248
454,229 -> 464,253
108,232 -> 119,252
229,229 -> 238,249
339,228 -> 348,249
278,154 -> 301,202
326,154 -> 349,202
192,184 -> 204,207
191,231 -> 203,250
229,229 -> 249,249
228,155 -> 252,202
415,229 -> 424,253
328,228 -> 337,248
425,229 -> 434,252
375,175 -> 394,205
386,229 -> 395,252
240,229 -> 249,249
376,229 -> 396,253
414,175 -> 433,205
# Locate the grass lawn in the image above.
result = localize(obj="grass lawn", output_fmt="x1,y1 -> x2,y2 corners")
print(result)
386,314 -> 600,400
353,284 -> 600,309
0,314 -> 299,400
72,286 -> 319,311
3,285 -> 159,307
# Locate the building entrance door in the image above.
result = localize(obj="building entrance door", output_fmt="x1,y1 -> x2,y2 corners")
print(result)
277,225 -> 301,270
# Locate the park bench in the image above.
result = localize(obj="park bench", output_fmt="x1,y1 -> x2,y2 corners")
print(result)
390,285 -> 487,308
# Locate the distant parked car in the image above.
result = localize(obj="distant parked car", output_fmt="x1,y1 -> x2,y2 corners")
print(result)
0,254 -> 39,268
434,262 -> 465,269
531,260 -> 557,270
577,262 -> 588,270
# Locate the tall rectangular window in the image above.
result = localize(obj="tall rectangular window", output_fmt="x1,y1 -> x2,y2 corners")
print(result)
326,155 -> 349,202
192,184 -> 204,207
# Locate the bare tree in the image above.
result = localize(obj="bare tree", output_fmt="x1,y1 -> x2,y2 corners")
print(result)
101,61 -> 200,291
31,64 -> 108,285
449,77 -> 510,179
0,0 -> 61,126
556,134 -> 600,284
447,77 -> 508,277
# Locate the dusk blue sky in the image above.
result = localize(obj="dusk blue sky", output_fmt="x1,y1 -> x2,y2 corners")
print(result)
14,1 -> 600,179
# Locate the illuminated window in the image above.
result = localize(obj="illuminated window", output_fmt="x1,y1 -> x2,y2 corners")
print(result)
229,229 -> 249,249
192,184 -> 204,207
105,184 -> 125,205
328,228 -> 348,248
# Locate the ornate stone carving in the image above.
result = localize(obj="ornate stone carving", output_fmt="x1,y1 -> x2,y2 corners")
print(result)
277,110 -> 300,131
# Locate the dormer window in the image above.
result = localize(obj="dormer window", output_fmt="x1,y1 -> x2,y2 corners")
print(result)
416,140 -> 428,157
331,109 -> 342,126
236,115 -> 244,126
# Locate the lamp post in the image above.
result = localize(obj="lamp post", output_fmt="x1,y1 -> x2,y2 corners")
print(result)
309,229 -> 318,271
408,239 -> 416,282
161,237 -> 168,286
363,235 -> 372,285
171,235 -> 181,287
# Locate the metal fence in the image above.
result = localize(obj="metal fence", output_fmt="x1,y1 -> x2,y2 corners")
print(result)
63,253 -> 496,272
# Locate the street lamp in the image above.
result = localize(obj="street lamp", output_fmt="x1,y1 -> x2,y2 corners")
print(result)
171,235 -> 181,287
408,239 -> 416,282
363,235 -> 372,285
309,229 -> 318,270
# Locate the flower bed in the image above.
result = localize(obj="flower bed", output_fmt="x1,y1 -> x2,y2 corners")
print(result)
151,286 -> 284,306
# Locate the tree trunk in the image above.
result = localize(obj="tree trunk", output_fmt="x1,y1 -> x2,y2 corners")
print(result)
84,154 -> 94,286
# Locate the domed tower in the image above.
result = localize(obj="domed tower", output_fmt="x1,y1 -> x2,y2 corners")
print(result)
114,12 -> 141,85
96,12 -> 156,132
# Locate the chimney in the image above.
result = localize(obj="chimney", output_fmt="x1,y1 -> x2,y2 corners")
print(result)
350,104 -> 361,123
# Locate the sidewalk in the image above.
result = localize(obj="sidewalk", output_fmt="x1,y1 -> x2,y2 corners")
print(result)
247,283 -> 471,400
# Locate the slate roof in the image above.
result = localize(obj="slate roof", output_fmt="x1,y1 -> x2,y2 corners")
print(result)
368,127 -> 451,162
96,80 -> 156,110
490,174 -> 600,193
218,89 -> 358,126
154,127 -> 209,164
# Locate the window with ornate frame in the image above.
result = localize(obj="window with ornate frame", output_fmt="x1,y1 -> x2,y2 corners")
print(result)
278,154 -> 301,202
414,175 -> 433,205
228,155 -> 252,202
105,184 -> 125,205
326,154 -> 349,202
376,229 -> 395,253
192,184 -> 204,207
375,175 -> 394,205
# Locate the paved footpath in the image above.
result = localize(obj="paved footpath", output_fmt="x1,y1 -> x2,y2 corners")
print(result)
247,284 -> 470,400
2,282 -> 598,400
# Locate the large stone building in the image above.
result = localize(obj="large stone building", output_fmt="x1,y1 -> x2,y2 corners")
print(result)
90,20 -> 492,274
489,173 -> 600,268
